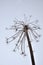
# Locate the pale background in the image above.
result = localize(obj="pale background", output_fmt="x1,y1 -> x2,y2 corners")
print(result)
0,0 -> 43,65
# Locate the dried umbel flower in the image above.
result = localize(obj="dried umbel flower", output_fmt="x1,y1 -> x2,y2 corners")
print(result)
6,15 -> 41,65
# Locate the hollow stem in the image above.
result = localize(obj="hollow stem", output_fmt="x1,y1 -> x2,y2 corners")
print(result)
26,31 -> 35,65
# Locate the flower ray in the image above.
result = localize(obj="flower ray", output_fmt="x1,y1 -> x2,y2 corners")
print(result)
13,31 -> 23,51
6,30 -> 22,44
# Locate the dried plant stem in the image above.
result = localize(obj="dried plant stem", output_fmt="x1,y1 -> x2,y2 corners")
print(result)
26,31 -> 35,65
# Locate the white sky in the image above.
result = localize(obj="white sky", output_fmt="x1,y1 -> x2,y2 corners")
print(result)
0,0 -> 43,65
